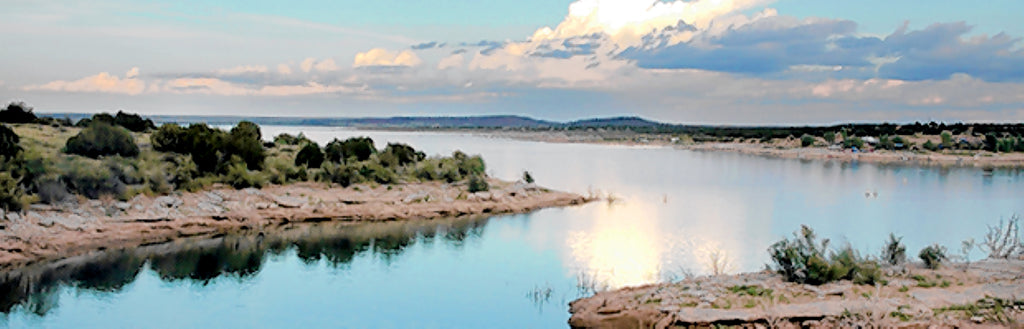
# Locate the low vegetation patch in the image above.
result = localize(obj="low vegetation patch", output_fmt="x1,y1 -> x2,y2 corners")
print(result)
768,225 -> 882,285
0,102 -> 496,208
919,244 -> 948,269
64,122 -> 139,158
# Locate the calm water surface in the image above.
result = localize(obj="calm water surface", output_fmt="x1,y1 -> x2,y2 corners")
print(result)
3,126 -> 1022,328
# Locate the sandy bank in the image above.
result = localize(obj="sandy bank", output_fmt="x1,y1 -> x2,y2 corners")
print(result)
679,142 -> 1024,168
0,179 -> 589,271
569,260 -> 1024,328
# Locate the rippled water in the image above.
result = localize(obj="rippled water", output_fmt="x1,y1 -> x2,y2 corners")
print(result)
3,127 -> 1023,328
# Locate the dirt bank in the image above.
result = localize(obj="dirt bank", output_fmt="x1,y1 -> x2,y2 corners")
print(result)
0,179 -> 589,271
569,260 -> 1024,328
680,142 -> 1024,168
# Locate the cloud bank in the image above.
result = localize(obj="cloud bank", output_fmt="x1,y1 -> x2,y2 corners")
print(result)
9,0 -> 1024,123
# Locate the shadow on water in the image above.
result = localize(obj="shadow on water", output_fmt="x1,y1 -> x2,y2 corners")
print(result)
0,215 -> 491,316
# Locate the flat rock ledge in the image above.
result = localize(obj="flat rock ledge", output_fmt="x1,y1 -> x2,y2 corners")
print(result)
569,260 -> 1024,328
0,180 -> 589,271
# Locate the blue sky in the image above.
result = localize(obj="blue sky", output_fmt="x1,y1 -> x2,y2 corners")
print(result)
2,0 -> 1023,124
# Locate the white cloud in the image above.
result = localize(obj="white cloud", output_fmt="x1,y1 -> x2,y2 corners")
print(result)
216,65 -> 269,75
24,67 -> 145,95
313,58 -> 339,72
437,54 -> 464,70
277,64 -> 293,75
353,48 -> 422,67
532,0 -> 773,46
160,77 -> 360,96
300,58 -> 316,73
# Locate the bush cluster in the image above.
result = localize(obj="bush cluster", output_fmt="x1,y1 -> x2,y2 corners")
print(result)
74,111 -> 156,132
768,226 -> 882,285
64,122 -> 140,158
324,137 -> 376,163
2,104 -> 495,207
0,102 -> 37,124
151,121 -> 266,173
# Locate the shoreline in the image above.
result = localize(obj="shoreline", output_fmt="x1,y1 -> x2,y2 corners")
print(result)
383,128 -> 1024,168
0,179 -> 590,271
569,260 -> 1024,328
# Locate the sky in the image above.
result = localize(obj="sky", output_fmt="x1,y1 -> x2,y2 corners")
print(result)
2,0 -> 1024,124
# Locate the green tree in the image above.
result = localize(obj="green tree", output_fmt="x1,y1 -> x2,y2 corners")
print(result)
113,111 -> 156,132
468,173 -> 489,193
923,140 -> 938,151
151,123 -> 188,153
0,124 -> 21,159
800,134 -> 815,147
324,137 -> 376,163
295,143 -> 325,168
225,121 -> 265,170
985,133 -> 998,151
380,143 -> 424,168
822,131 -> 836,145
64,122 -> 139,158
184,123 -> 224,174
0,102 -> 37,124
940,131 -> 953,149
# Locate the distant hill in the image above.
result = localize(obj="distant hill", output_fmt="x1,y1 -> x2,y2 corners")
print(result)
567,116 -> 663,128
40,113 -> 664,129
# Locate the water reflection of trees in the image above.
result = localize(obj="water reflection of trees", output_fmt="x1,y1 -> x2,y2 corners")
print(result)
0,215 -> 491,315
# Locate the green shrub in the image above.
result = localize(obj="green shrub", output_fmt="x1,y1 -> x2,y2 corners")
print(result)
112,111 -> 155,132
768,225 -> 883,285
273,133 -> 312,146
184,123 -> 224,174
64,122 -> 139,158
380,143 -> 424,168
456,153 -> 486,177
0,102 -> 37,124
800,134 -> 815,147
823,132 -> 836,145
923,140 -> 938,151
318,162 -> 362,187
266,157 -> 307,185
0,124 -> 21,159
843,137 -> 865,149
523,171 -> 535,184
881,233 -> 907,266
36,179 -> 72,205
225,121 -> 265,170
919,244 -> 947,269
0,172 -> 24,211
940,131 -> 953,149
324,137 -> 376,163
468,173 -> 488,193
151,123 -> 189,154
164,154 -> 201,191
60,159 -> 125,199
294,143 -> 324,168
358,160 -> 396,184
224,159 -> 265,189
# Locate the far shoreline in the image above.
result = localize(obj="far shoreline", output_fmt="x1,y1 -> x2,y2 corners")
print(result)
365,127 -> 1024,169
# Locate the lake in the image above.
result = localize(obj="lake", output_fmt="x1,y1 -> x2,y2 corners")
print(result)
3,126 -> 1022,328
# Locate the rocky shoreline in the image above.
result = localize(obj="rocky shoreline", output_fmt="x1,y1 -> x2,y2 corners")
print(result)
0,179 -> 589,271
569,260 -> 1024,328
